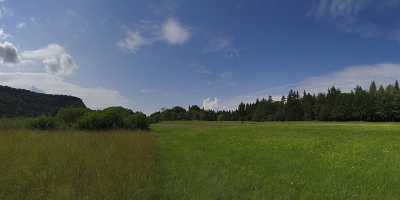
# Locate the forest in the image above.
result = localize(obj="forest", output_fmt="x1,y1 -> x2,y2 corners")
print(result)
150,81 -> 400,122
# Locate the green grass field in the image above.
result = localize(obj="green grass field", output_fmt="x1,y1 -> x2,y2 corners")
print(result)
3,122 -> 400,199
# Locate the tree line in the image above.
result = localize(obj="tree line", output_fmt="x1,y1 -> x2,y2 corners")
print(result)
150,81 -> 400,122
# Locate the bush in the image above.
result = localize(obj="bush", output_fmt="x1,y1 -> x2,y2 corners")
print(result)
133,112 -> 150,130
29,116 -> 58,130
56,107 -> 88,126
77,109 -> 149,130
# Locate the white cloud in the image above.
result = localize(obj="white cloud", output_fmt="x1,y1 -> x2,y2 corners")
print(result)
202,97 -> 221,110
220,63 -> 400,109
16,22 -> 27,29
0,72 -> 132,109
117,31 -> 152,53
21,44 -> 79,76
0,41 -> 19,64
161,18 -> 191,45
118,18 -> 191,53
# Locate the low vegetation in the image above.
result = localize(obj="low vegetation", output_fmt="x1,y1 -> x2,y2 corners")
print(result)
2,121 -> 400,199
153,121 -> 400,199
27,107 -> 150,131
0,129 -> 157,200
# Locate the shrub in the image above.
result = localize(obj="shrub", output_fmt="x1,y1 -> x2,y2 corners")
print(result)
56,107 -> 88,126
77,111 -> 125,130
133,112 -> 150,130
77,108 -> 149,130
29,116 -> 58,130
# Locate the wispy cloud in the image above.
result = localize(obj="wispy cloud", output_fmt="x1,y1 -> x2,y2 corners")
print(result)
204,36 -> 240,58
117,31 -> 154,54
118,18 -> 191,53
16,22 -> 27,29
0,4 -> 12,19
309,0 -> 400,42
195,65 -> 212,75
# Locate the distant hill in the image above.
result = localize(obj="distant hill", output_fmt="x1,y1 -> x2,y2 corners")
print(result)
0,85 -> 86,117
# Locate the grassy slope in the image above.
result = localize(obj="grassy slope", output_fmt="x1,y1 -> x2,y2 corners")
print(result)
0,130 -> 157,200
153,121 -> 400,200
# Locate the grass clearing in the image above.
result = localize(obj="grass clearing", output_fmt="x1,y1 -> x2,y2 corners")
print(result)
153,121 -> 400,199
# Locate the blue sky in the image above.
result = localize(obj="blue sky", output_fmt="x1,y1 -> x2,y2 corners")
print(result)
1,0 -> 400,113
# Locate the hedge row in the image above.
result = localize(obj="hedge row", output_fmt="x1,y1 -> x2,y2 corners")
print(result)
29,107 -> 149,130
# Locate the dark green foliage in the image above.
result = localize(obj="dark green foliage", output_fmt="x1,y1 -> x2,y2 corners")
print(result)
0,85 -> 86,117
29,116 -> 58,130
56,107 -> 89,126
77,107 -> 149,130
152,81 -> 400,122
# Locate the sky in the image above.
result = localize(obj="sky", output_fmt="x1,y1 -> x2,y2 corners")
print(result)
1,0 -> 400,113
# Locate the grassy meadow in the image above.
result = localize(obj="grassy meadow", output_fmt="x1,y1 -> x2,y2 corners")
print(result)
153,121 -> 400,199
3,121 -> 400,199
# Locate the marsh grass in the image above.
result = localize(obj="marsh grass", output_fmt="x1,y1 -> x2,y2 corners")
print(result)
0,129 -> 157,200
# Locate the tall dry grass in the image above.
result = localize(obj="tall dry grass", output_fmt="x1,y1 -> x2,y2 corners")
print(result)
0,129 -> 157,200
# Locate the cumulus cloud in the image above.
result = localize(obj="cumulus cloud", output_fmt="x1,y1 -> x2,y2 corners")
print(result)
21,44 -> 79,75
117,31 -> 152,53
220,63 -> 400,110
0,42 -> 19,64
0,72 -> 132,109
202,97 -> 221,111
161,18 -> 191,45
